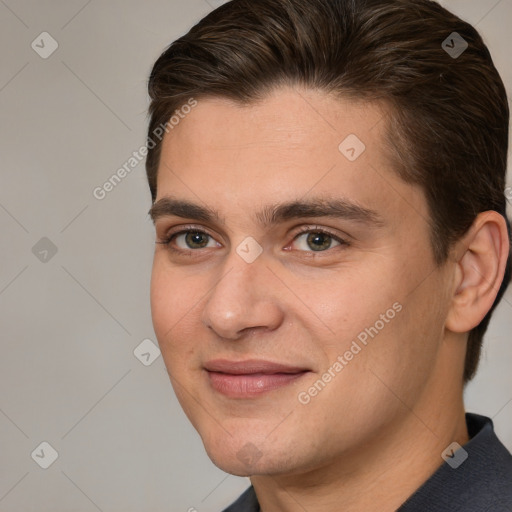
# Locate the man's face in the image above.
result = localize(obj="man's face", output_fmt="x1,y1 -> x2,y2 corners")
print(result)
150,87 -> 453,476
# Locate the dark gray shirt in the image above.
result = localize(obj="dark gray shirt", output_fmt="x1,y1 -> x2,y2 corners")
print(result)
222,413 -> 512,511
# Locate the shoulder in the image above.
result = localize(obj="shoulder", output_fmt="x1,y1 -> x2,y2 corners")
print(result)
464,413 -> 512,510
400,413 -> 512,511
221,485 -> 259,512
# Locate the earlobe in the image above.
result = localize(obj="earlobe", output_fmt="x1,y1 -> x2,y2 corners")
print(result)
446,211 -> 509,334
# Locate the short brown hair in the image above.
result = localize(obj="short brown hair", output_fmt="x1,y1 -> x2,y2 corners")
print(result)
146,0 -> 511,382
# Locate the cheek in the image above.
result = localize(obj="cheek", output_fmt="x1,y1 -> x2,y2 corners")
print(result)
310,267 -> 431,383
310,273 -> 392,342
150,262 -> 187,343
150,261 -> 203,364
150,265 -> 170,336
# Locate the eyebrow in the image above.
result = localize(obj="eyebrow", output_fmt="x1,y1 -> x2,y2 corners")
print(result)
148,195 -> 384,228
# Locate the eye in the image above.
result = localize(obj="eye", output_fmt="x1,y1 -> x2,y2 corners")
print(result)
175,230 -> 217,250
156,225 -> 349,255
290,228 -> 347,252
157,228 -> 220,251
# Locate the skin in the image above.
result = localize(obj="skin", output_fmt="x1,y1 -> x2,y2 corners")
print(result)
149,86 -> 509,511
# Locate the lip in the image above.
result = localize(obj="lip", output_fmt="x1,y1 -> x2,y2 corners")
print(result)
204,358 -> 308,374
204,359 -> 310,398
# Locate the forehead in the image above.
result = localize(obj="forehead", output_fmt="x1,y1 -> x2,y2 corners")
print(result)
154,86 -> 426,230
159,87 -> 385,167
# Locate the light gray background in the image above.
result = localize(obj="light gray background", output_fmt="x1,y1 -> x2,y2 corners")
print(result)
0,1 -> 510,511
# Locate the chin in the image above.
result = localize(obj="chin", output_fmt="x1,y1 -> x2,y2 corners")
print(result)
210,457 -> 258,477
207,451 -> 287,477
202,433 -> 305,477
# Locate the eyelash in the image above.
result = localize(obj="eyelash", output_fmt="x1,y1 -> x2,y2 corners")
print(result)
156,225 -> 350,255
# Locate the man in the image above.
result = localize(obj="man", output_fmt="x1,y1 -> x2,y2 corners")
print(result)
145,0 -> 512,510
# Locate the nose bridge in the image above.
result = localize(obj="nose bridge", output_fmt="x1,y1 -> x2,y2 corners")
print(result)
201,246 -> 283,339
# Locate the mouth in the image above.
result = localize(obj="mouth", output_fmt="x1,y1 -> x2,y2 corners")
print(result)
204,359 -> 311,398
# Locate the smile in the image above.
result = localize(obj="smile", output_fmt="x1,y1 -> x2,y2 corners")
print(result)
204,359 -> 311,398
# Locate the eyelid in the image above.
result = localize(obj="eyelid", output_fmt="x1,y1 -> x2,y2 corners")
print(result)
289,224 -> 348,241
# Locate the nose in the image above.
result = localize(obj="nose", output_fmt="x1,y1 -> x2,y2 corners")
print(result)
201,250 -> 285,340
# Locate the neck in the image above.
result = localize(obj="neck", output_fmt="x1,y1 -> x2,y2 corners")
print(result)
251,354 -> 469,512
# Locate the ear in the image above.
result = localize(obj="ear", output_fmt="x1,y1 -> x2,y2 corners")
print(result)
445,211 -> 510,333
